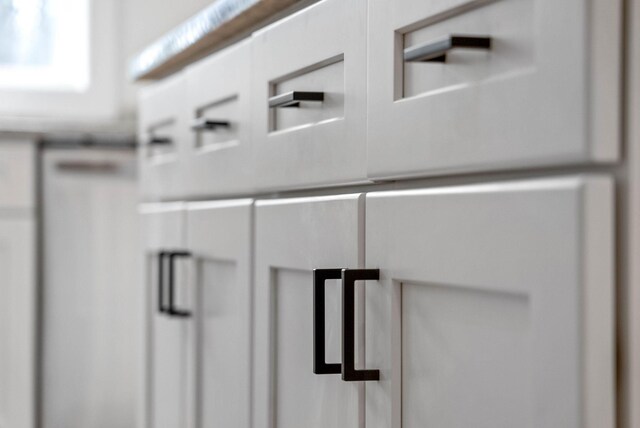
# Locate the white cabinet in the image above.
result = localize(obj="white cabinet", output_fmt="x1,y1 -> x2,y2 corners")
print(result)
251,0 -> 368,191
0,218 -> 35,428
141,203 -> 195,428
254,194 -> 365,428
0,139 -> 36,428
364,176 -> 614,428
184,42 -> 254,197
138,74 -> 188,201
367,0 -> 621,180
142,200 -> 253,428
186,200 -> 252,428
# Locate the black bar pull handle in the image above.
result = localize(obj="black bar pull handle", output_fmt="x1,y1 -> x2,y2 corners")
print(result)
157,251 -> 169,314
269,91 -> 324,108
313,269 -> 343,375
404,34 -> 492,63
166,251 -> 192,318
342,269 -> 380,382
191,117 -> 231,132
148,136 -> 173,145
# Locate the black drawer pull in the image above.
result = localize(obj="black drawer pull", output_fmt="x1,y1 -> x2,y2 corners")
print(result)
404,34 -> 492,63
268,91 -> 324,108
342,269 -> 380,382
166,251 -> 192,318
191,118 -> 231,132
148,137 -> 172,145
313,269 -> 343,375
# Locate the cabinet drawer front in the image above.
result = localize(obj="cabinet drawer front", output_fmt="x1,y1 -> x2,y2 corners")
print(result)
254,194 -> 364,428
138,73 -> 188,201
184,41 -> 254,197
368,0 -> 621,180
252,0 -> 368,191
365,176 -> 614,428
0,142 -> 34,209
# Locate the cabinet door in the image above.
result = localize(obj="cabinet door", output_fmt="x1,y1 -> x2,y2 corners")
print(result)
365,176 -> 614,428
254,195 -> 364,428
367,0 -> 620,180
138,73 -> 188,201
185,200 -> 252,428
184,41 -> 254,197
141,203 -> 195,428
0,218 -> 35,428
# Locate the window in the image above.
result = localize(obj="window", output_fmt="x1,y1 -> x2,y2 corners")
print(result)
0,0 -> 89,91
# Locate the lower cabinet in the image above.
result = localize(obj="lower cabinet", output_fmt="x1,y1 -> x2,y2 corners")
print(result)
142,200 -> 253,428
254,194 -> 366,428
144,175 -> 614,428
0,217 -> 35,428
252,175 -> 614,428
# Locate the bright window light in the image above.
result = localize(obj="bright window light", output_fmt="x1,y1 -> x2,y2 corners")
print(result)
0,0 -> 89,92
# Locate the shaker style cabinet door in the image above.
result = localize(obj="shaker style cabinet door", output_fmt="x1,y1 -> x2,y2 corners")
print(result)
251,0 -> 368,191
364,176 -> 615,428
141,203 -> 196,428
254,195 -> 366,428
367,0 -> 621,180
0,218 -> 35,428
138,73 -> 189,201
185,200 -> 253,428
184,41 -> 254,197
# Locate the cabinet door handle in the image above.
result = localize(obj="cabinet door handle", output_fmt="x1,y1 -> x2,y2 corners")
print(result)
404,34 -> 492,63
166,251 -> 192,318
157,251 -> 169,314
268,91 -> 324,108
191,118 -> 231,132
313,269 -> 343,375
342,269 -> 380,382
148,136 -> 173,145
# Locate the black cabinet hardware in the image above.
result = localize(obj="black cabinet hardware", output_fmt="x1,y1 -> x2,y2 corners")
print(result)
148,136 -> 173,145
191,118 -> 231,132
157,251 -> 169,314
158,250 -> 192,318
313,269 -> 343,375
342,269 -> 380,382
404,35 -> 492,63
268,91 -> 324,108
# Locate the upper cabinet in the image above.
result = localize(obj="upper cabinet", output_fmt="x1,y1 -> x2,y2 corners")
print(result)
367,0 -> 621,180
184,41 -> 254,198
251,0 -> 369,191
138,74 -> 189,201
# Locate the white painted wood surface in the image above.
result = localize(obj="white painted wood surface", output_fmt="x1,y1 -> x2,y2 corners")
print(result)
41,149 -> 139,428
0,217 -> 35,428
184,41 -> 254,197
364,176 -> 614,428
138,73 -> 189,201
140,203 -> 196,428
367,0 -> 621,180
254,194 -> 365,428
251,0 -> 368,191
185,199 -> 253,428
